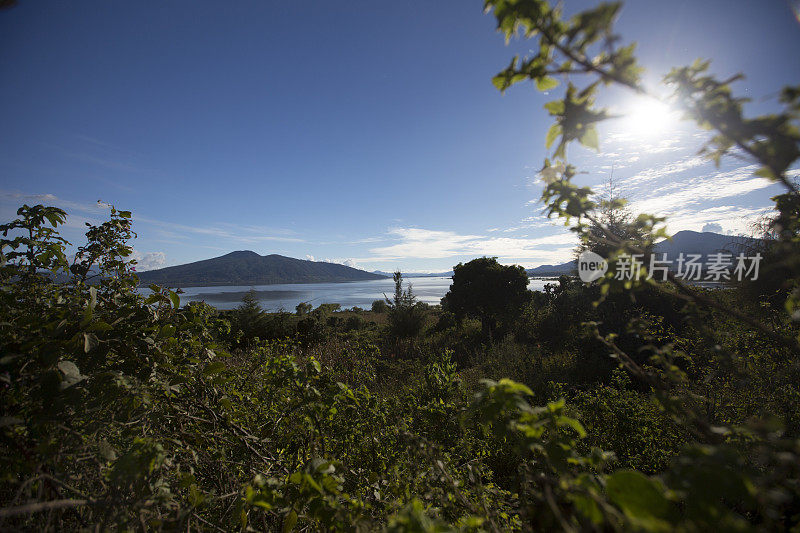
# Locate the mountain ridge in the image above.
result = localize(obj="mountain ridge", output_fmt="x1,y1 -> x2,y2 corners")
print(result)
137,251 -> 387,287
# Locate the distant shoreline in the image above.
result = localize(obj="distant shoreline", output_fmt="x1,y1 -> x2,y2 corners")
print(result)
136,277 -> 394,289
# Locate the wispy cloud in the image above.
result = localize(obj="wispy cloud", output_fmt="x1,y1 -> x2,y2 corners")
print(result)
0,189 -> 304,247
628,164 -> 775,215
369,228 -> 481,260
625,155 -> 708,185
656,205 -> 769,235
137,216 -> 306,244
364,227 -> 576,266
499,214 -> 559,233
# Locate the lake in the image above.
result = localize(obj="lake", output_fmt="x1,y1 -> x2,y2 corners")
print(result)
166,277 -> 558,311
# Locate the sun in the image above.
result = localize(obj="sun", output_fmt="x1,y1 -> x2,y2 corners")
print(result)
619,96 -> 680,137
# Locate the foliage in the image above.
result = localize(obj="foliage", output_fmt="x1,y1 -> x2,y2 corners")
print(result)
0,204 -> 68,279
442,257 -> 530,341
372,299 -> 389,314
3,199 -> 798,530
2,0 -> 800,530
576,175 -> 648,259
230,288 -> 266,346
481,0 -> 800,528
385,272 -> 428,340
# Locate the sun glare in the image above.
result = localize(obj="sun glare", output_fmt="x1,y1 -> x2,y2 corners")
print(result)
620,96 -> 680,137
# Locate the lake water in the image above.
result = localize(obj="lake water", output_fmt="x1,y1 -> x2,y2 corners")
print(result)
167,277 -> 557,311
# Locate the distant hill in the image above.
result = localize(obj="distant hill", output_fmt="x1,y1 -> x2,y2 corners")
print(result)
653,230 -> 757,257
526,261 -> 577,277
137,251 -> 387,287
525,230 -> 759,277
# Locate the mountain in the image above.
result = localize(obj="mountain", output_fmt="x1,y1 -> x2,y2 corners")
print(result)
137,251 -> 387,287
525,230 -> 759,276
652,230 -> 757,257
526,261 -> 577,277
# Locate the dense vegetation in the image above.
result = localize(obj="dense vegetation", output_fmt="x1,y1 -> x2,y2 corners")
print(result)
2,0 -> 800,530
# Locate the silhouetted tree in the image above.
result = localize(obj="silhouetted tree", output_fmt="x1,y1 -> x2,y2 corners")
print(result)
442,257 -> 530,341
738,193 -> 800,306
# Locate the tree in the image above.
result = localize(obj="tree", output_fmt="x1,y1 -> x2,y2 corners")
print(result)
577,171 -> 648,259
739,194 -> 800,306
371,299 -> 388,313
384,271 -> 426,338
232,289 -> 265,345
315,303 -> 341,315
0,204 -> 68,280
441,257 -> 530,340
296,301 -> 312,316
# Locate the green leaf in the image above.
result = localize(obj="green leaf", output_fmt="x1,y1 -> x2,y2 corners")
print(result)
570,493 -> 603,525
579,126 -> 599,151
754,166 -> 775,180
491,74 -> 507,91
606,470 -> 672,525
497,378 -> 534,396
169,291 -> 180,309
188,484 -> 205,507
545,124 -> 562,149
544,99 -> 565,115
282,509 -> 297,533
203,361 -> 226,376
557,415 -> 587,438
535,76 -> 559,91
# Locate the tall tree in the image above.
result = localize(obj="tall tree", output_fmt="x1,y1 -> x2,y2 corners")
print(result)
233,289 -> 265,345
384,271 -> 426,338
442,257 -> 530,341
577,171 -> 647,259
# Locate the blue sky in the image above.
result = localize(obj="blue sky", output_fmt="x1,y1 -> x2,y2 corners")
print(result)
1,0 -> 799,272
